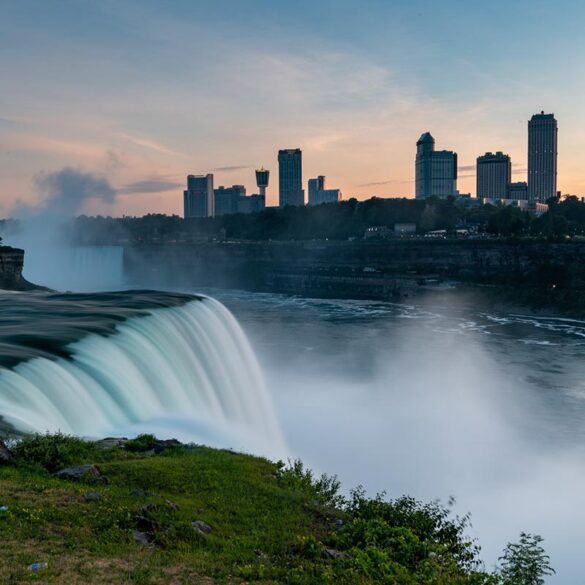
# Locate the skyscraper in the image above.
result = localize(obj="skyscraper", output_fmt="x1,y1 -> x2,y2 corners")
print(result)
214,184 -> 246,216
528,112 -> 558,202
476,152 -> 511,199
308,175 -> 341,205
255,168 -> 270,198
278,149 -> 304,207
308,176 -> 326,205
184,174 -> 214,218
415,133 -> 457,199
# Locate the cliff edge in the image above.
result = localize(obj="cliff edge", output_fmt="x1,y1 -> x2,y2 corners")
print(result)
0,245 -> 43,291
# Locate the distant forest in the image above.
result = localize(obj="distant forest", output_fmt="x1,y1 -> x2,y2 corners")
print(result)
3,195 -> 585,245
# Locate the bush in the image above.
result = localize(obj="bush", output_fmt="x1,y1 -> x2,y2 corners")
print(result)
339,489 -> 484,578
124,433 -> 158,452
12,432 -> 94,473
276,458 -> 344,508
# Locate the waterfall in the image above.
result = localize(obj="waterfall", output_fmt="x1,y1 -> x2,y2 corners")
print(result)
21,245 -> 125,292
0,297 -> 285,456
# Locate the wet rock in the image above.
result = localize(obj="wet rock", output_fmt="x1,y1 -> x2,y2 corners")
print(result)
53,464 -> 107,484
132,530 -> 153,545
0,440 -> 12,464
192,520 -> 212,535
84,491 -> 102,501
322,547 -> 350,560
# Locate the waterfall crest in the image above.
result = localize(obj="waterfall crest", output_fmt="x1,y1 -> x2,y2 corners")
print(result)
0,297 -> 285,456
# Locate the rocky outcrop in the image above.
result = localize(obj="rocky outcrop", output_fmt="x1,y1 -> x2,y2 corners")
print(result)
53,464 -> 108,484
0,245 -> 42,291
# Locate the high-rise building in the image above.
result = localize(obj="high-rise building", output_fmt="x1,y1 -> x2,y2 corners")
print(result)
476,152 -> 511,199
415,133 -> 457,199
508,181 -> 528,201
255,168 -> 270,198
214,185 -> 246,216
184,174 -> 214,218
278,149 -> 304,207
308,176 -> 326,205
308,176 -> 342,205
528,112 -> 558,202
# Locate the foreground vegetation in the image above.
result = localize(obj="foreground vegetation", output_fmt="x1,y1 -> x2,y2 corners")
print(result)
0,433 -> 553,584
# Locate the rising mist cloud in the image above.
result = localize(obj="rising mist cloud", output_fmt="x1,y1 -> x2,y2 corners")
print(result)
31,167 -> 116,217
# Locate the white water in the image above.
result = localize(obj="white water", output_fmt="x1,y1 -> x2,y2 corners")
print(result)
21,245 -> 125,291
0,297 -> 285,456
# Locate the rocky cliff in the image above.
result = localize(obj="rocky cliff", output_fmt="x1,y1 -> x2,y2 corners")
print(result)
124,239 -> 585,301
0,245 -> 39,291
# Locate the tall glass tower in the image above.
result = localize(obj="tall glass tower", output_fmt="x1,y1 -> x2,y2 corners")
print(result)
527,112 -> 558,202
184,174 -> 214,218
278,149 -> 304,207
476,152 -> 511,199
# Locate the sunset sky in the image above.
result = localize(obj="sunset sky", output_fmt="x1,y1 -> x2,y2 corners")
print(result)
1,0 -> 585,216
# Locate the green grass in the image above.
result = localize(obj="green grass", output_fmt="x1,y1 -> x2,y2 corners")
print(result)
0,434 -> 500,584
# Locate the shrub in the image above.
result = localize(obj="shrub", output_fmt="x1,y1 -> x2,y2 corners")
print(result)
12,432 -> 93,473
276,459 -> 344,508
124,433 -> 157,452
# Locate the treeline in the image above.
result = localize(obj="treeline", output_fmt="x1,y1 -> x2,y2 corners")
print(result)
3,196 -> 585,245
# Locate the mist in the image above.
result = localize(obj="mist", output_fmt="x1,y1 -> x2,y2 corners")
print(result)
222,292 -> 585,584
6,167 -> 126,291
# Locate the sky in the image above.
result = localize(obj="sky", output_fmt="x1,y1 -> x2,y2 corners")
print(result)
1,0 -> 585,216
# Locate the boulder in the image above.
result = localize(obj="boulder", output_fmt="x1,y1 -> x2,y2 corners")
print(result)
192,520 -> 212,535
95,437 -> 128,449
152,439 -> 183,454
135,505 -> 161,534
0,440 -> 12,464
53,464 -> 107,484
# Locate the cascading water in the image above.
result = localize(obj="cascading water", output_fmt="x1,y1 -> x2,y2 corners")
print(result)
0,295 -> 285,457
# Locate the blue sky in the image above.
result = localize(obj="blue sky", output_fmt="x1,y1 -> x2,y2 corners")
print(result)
1,0 -> 584,214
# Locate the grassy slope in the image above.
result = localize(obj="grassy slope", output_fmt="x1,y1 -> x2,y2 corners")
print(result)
0,437 -> 498,585
0,446 -> 332,584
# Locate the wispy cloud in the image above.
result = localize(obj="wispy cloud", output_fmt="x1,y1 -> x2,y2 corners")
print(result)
118,178 -> 182,194
458,165 -> 475,172
117,133 -> 184,157
211,165 -> 251,172
359,178 -> 413,187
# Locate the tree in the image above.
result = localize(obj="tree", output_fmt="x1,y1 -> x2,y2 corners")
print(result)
498,532 -> 554,585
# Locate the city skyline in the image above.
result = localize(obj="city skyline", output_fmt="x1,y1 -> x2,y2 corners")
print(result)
1,1 -> 585,216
